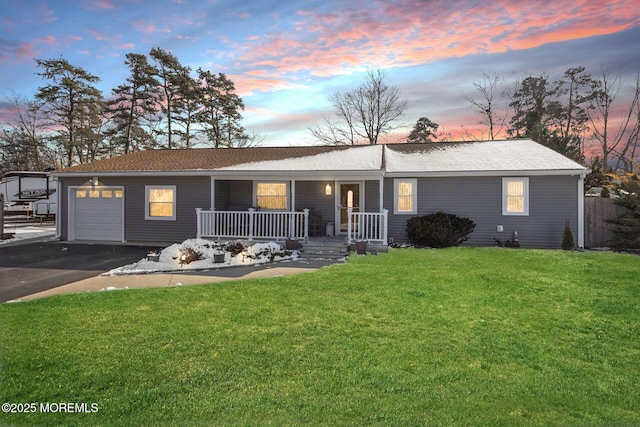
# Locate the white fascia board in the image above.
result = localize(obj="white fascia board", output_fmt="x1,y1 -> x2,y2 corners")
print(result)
383,169 -> 588,178
52,170 -> 217,178
213,171 -> 383,181
53,170 -> 384,180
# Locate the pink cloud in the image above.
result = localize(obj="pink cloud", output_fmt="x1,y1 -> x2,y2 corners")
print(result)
87,29 -> 108,42
34,35 -> 57,46
94,0 -> 116,10
4,41 -> 37,63
230,0 -> 640,83
131,20 -> 171,34
230,73 -> 289,97
39,6 -> 57,23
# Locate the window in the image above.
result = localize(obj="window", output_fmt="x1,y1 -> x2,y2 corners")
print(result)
76,190 -> 87,198
503,177 -> 529,216
256,182 -> 288,210
394,179 -> 417,214
145,186 -> 176,220
101,190 -> 113,198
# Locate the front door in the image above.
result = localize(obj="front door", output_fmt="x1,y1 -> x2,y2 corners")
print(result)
338,182 -> 361,233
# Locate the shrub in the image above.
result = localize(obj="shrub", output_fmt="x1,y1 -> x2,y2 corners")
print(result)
226,241 -> 247,257
406,212 -> 476,248
494,237 -> 520,248
561,220 -> 575,250
178,246 -> 205,265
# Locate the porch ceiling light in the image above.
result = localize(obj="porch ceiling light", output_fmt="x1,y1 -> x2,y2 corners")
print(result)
325,183 -> 332,196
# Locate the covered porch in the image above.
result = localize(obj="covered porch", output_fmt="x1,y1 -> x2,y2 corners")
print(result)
195,177 -> 388,245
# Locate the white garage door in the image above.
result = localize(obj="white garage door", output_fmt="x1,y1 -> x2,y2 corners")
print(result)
72,188 -> 124,241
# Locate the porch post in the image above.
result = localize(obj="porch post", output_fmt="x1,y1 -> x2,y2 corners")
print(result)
382,208 -> 389,246
195,208 -> 202,239
248,208 -> 255,241
290,180 -> 296,238
379,177 -> 384,213
303,208 -> 309,243
210,177 -> 216,210
291,180 -> 296,212
347,207 -> 353,243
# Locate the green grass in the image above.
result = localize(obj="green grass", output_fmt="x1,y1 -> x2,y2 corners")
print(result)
1,247 -> 639,426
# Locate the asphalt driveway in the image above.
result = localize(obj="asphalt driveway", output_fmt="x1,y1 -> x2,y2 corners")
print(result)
0,241 -> 153,302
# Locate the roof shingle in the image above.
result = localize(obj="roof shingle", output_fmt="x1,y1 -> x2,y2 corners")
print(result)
56,145 -> 359,173
54,140 -> 587,175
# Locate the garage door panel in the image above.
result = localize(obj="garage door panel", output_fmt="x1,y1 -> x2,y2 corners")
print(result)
72,188 -> 124,241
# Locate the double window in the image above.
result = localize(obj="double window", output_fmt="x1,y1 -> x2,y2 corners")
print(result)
502,178 -> 529,216
145,185 -> 176,220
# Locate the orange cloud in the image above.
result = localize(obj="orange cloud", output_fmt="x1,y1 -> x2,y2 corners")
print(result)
230,0 -> 640,84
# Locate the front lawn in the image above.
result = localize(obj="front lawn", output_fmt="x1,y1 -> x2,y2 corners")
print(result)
1,248 -> 639,426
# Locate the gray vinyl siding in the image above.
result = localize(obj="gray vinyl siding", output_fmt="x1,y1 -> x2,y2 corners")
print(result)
124,176 -> 210,242
384,175 -> 579,249
59,176 -> 210,242
214,180 -> 253,210
364,180 -> 381,212
58,176 -> 82,240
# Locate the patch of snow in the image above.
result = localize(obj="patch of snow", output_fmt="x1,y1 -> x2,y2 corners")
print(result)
99,286 -> 129,291
102,238 -> 299,276
384,140 -> 586,173
1,224 -> 56,245
218,145 -> 382,171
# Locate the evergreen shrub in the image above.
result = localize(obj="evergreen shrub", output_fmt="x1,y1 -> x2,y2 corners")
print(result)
406,212 -> 476,248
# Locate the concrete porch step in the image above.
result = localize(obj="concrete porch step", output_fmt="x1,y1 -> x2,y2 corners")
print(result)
299,243 -> 349,260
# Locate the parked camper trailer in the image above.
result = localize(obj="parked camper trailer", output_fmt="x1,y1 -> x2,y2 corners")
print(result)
1,171 -> 57,217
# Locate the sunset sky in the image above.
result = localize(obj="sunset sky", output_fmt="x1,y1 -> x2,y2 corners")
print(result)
1,0 -> 639,146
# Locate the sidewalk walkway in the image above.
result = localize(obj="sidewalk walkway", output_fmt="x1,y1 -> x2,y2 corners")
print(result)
18,258 -> 339,302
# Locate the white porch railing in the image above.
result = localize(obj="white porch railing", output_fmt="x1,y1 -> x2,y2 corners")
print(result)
196,208 -> 309,241
347,208 -> 388,245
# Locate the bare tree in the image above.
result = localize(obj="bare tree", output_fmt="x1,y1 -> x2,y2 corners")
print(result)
310,69 -> 407,145
588,69 -> 640,172
464,72 -> 508,140
613,73 -> 640,172
0,93 -> 54,174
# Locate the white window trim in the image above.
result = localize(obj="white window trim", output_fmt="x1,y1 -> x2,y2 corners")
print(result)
145,185 -> 177,221
502,177 -> 529,216
394,178 -> 417,215
254,181 -> 290,211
